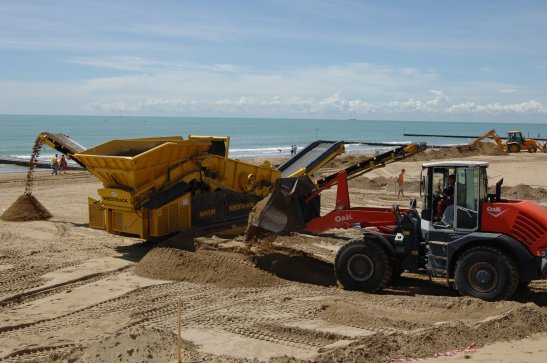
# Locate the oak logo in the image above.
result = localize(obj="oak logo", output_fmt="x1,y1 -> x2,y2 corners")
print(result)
335,214 -> 353,223
487,206 -> 508,218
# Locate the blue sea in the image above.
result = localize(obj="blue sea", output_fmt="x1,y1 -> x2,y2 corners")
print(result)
1,114 -> 546,173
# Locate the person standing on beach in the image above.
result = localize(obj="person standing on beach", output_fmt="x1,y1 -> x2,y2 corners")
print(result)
396,169 -> 405,198
51,154 -> 58,175
59,155 -> 68,174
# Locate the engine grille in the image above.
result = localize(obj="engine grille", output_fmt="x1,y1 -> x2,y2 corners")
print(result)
511,211 -> 546,246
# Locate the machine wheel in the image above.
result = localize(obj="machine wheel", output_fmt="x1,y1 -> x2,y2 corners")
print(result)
528,147 -> 537,153
335,238 -> 393,292
507,144 -> 521,153
454,246 -> 519,301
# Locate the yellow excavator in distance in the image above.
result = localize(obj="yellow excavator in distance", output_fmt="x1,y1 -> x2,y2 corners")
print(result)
505,130 -> 543,153
468,129 -> 544,153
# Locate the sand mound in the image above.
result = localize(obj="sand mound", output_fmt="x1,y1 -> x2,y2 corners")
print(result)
314,303 -> 547,362
135,246 -> 281,288
60,329 -> 180,363
348,175 -> 392,190
327,142 -> 506,167
326,153 -> 374,169
1,194 -> 52,222
474,141 -> 508,155
348,176 -> 420,193
406,141 -> 506,162
253,251 -> 336,286
502,184 -> 547,201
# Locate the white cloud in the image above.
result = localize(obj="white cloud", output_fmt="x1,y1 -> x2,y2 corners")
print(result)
71,56 -> 159,72
2,60 -> 546,120
497,89 -> 518,94
85,92 -> 547,117
86,98 -> 198,113
445,100 -> 546,114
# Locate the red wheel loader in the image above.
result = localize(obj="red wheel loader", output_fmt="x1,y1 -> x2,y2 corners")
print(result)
249,159 -> 547,301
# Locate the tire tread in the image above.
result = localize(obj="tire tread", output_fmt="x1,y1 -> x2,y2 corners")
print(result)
454,245 -> 519,301
335,237 -> 393,292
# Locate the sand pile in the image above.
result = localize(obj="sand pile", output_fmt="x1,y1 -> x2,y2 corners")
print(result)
473,141 -> 508,155
0,194 -> 52,221
136,231 -> 338,288
327,142 -> 506,167
253,250 -> 336,286
60,329 -> 180,363
347,176 -> 420,193
314,303 -> 547,362
135,245 -> 282,288
1,134 -> 53,222
406,141 -> 506,162
502,184 -> 547,202
326,153 -> 374,169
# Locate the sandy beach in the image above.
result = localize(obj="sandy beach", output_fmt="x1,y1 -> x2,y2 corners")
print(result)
0,150 -> 546,362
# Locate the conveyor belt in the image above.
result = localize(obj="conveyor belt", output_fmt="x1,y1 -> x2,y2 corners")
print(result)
39,132 -> 87,168
316,142 -> 427,188
277,140 -> 345,177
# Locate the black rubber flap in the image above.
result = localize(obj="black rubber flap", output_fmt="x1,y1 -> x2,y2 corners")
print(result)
143,182 -> 192,210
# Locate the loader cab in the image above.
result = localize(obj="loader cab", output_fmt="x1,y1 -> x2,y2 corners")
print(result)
507,131 -> 524,145
420,161 -> 489,240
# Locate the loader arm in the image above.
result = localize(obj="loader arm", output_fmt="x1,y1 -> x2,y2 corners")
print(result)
247,143 -> 426,236
470,129 -> 504,150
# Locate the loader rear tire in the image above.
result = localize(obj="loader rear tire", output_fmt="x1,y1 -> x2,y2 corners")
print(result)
454,246 -> 519,301
335,238 -> 393,293
529,147 -> 537,153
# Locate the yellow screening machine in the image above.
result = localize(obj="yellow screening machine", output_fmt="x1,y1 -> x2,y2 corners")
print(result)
38,133 -> 278,238
38,132 -> 347,239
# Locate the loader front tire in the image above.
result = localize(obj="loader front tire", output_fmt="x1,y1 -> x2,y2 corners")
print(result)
335,238 -> 393,293
454,246 -> 519,301
507,144 -> 521,153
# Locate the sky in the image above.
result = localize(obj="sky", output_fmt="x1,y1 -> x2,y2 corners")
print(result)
1,0 -> 547,122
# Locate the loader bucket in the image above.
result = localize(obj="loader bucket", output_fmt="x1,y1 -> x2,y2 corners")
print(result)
248,175 -> 320,234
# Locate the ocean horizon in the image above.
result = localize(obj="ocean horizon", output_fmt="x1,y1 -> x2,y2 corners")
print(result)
2,114 -> 546,173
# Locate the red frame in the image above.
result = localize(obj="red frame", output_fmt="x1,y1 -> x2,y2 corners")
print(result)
304,171 -> 404,234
